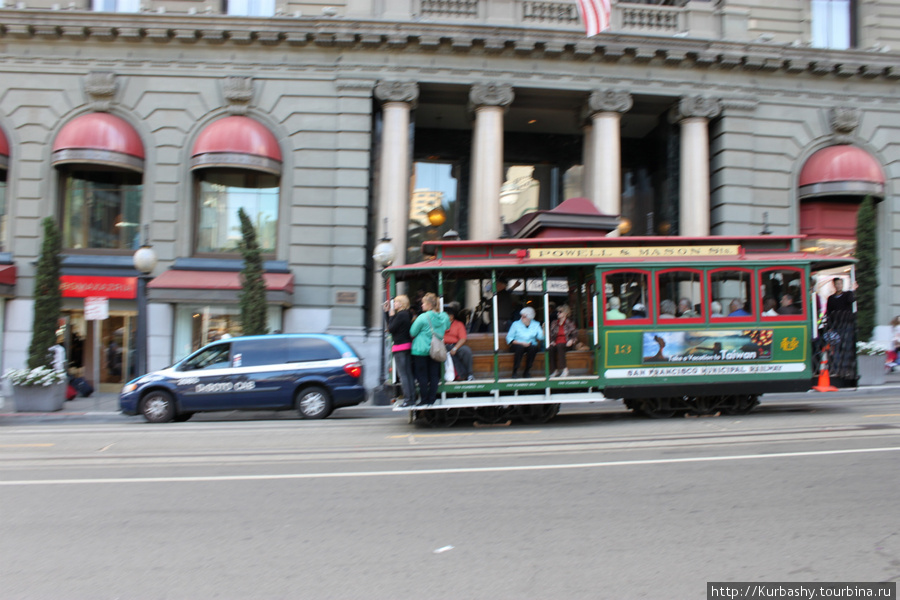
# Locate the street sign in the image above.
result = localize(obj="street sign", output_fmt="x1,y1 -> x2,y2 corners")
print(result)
84,296 -> 109,321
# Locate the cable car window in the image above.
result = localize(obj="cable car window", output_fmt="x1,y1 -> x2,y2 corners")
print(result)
603,270 -> 651,323
709,269 -> 754,319
759,267 -> 805,319
656,269 -> 703,321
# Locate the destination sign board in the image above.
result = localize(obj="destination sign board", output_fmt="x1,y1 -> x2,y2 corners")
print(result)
526,245 -> 741,260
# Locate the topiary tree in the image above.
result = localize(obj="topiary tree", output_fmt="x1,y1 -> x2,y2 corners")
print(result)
854,195 -> 878,341
238,208 -> 268,336
27,217 -> 63,369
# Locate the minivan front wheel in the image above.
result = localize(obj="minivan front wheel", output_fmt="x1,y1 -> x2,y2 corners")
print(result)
142,390 -> 175,423
297,386 -> 332,419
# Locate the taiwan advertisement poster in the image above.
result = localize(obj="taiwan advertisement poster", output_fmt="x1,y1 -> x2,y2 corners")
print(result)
641,330 -> 773,364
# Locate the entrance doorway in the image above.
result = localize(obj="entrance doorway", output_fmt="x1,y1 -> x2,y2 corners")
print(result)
61,310 -> 136,387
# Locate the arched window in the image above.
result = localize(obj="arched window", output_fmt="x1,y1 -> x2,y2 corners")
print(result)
798,145 -> 884,257
190,116 -> 282,256
51,113 -> 145,251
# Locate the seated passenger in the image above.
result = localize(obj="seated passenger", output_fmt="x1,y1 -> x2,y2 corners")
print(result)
659,299 -> 677,319
630,303 -> 647,319
762,296 -> 779,316
444,303 -> 474,381
606,296 -> 626,320
728,298 -> 751,317
677,297 -> 698,318
506,306 -> 544,378
548,304 -> 579,377
777,293 -> 801,315
710,300 -> 724,318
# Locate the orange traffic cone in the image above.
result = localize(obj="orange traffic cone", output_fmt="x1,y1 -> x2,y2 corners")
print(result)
813,344 -> 838,392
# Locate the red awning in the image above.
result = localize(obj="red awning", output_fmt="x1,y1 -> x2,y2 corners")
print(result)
0,264 -> 16,286
191,116 -> 282,175
149,270 -> 293,293
0,127 -> 9,169
799,145 -> 884,199
52,113 -> 145,172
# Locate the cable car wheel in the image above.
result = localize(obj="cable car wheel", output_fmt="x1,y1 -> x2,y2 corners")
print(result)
415,408 -> 460,428
473,405 -> 513,425
638,397 -> 678,419
722,394 -> 759,415
516,403 -> 560,424
687,396 -> 722,416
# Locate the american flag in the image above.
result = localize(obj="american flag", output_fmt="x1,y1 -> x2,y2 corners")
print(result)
576,0 -> 611,37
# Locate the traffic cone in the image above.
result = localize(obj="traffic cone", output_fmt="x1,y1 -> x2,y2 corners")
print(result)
813,345 -> 838,392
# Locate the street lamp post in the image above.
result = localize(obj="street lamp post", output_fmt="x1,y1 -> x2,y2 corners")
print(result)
132,228 -> 158,377
372,227 -> 396,402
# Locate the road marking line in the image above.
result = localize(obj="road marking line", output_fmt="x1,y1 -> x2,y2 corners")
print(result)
387,430 -> 540,439
2,446 -> 899,486
865,414 -> 900,417
0,443 -> 54,448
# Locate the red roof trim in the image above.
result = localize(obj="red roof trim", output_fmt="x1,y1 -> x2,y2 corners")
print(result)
148,270 -> 293,293
52,113 -> 145,159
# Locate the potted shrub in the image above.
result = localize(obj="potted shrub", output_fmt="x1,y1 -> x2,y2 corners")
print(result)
856,341 -> 889,387
3,217 -> 67,411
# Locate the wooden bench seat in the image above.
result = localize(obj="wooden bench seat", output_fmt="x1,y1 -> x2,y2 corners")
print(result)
464,331 -> 595,379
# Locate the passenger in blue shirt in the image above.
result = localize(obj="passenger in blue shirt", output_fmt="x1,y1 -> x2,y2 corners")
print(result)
506,306 -> 544,378
728,298 -> 751,317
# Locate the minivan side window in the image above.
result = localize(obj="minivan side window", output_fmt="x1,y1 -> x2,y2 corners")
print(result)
288,338 -> 341,362
235,338 -> 289,367
180,343 -> 231,371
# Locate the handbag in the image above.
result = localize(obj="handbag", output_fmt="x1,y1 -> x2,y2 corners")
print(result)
427,314 -> 448,362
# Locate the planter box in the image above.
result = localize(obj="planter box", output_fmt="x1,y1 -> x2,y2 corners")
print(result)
12,382 -> 66,412
857,354 -> 886,386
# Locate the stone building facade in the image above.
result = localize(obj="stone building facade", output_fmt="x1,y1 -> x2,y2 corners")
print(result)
0,0 -> 897,392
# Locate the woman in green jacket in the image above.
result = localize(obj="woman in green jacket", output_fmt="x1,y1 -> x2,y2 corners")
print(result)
409,292 -> 451,405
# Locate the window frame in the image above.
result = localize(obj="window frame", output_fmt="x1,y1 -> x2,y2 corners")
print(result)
57,166 -> 143,255
707,267 -> 756,322
759,266 -> 807,321
601,268 -> 653,326
654,267 -> 705,324
192,168 -> 279,259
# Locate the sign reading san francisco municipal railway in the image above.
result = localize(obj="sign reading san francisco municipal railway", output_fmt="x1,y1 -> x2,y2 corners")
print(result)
526,245 -> 740,260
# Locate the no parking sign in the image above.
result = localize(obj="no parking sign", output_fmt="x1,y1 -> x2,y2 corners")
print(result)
84,297 -> 109,321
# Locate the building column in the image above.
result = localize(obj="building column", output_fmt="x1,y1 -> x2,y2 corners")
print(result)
673,96 -> 721,237
585,90 -> 632,219
581,123 -> 594,201
468,83 -> 514,241
373,81 -> 417,326
374,81 -> 418,260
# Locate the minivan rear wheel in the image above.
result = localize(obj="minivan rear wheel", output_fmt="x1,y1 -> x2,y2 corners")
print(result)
142,390 -> 175,423
297,386 -> 332,419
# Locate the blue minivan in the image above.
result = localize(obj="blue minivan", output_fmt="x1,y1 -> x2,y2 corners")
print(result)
120,334 -> 365,422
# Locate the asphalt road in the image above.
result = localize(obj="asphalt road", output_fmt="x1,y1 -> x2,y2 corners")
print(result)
2,394 -> 899,599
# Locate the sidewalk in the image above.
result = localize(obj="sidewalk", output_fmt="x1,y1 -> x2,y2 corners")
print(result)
2,369 -> 899,421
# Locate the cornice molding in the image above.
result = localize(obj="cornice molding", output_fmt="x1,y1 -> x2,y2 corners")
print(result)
1,11 -> 900,81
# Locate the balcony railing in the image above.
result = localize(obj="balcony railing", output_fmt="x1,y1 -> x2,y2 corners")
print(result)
411,0 -> 718,39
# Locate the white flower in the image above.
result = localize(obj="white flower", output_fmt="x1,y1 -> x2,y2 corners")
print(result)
3,367 -> 67,386
856,341 -> 889,356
